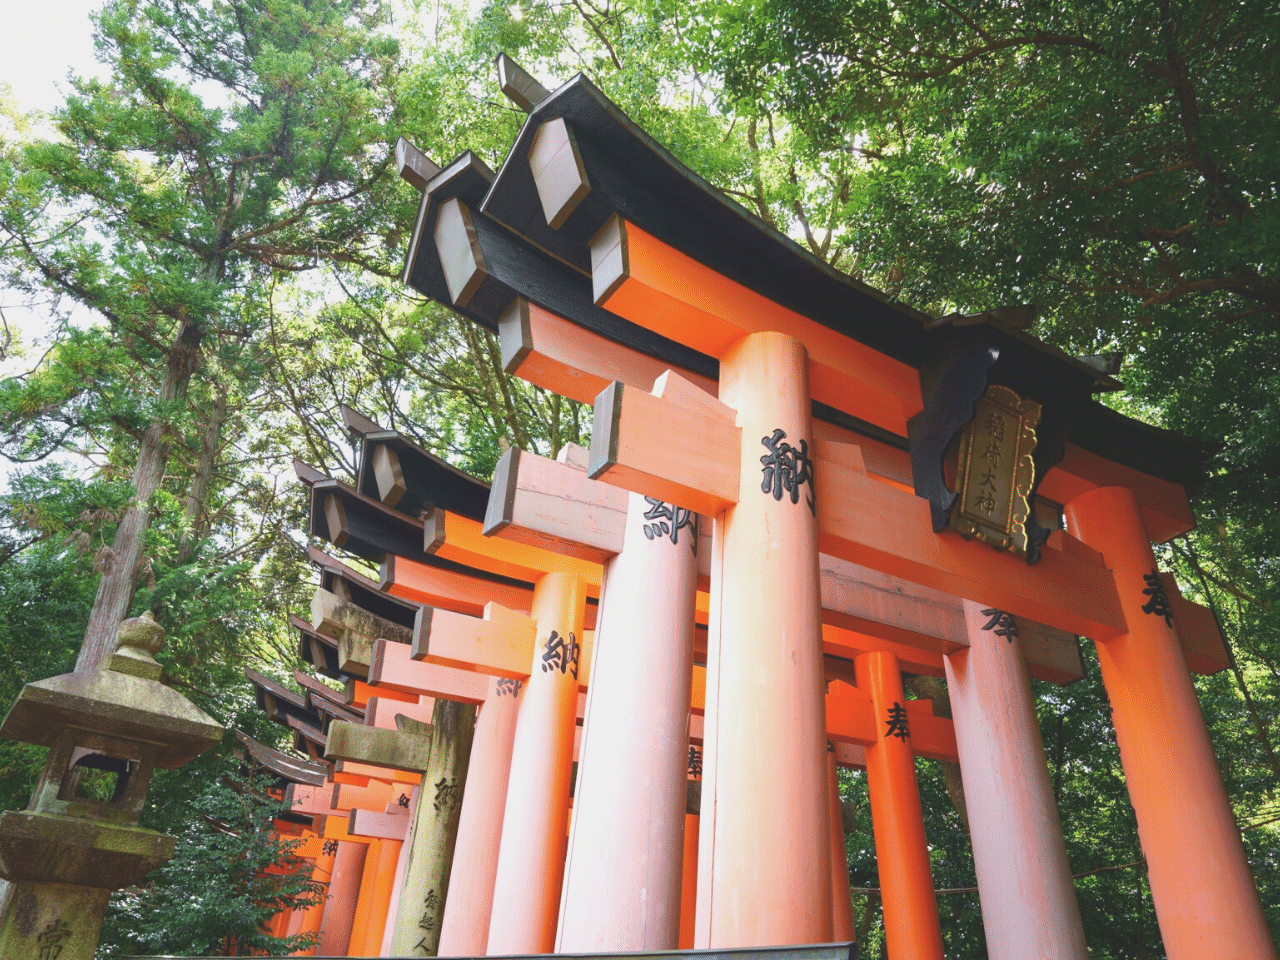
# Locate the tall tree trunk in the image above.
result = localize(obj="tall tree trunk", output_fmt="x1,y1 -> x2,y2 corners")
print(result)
76,318 -> 202,671
179,379 -> 229,562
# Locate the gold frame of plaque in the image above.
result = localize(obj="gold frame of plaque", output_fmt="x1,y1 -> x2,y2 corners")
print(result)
950,384 -> 1041,556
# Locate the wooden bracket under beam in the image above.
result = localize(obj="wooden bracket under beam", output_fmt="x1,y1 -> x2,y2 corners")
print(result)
424,504 -> 603,589
380,554 -> 535,618
370,637 -> 493,703
311,587 -> 413,678
588,377 -> 740,517
825,681 -> 959,764
486,445 -> 628,565
411,602 -> 537,680
591,215 -> 920,436
348,808 -> 410,842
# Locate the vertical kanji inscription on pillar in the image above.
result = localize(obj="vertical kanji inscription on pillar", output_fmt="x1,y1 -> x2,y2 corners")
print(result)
37,920 -> 71,960
1140,570 -> 1174,627
687,746 -> 702,779
759,429 -> 816,516
980,608 -> 1020,642
884,703 -> 911,740
641,497 -> 698,553
541,631 -> 580,679
414,889 -> 441,954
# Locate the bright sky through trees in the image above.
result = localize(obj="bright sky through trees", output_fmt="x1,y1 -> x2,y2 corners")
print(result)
1,0 -> 106,114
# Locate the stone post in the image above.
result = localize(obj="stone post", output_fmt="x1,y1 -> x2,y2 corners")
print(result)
0,613 -> 223,960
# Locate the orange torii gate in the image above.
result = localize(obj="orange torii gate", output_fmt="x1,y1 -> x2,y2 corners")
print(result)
329,402 -> 953,951
484,437 -> 971,950
394,56 -> 1264,960
370,419 -> 967,954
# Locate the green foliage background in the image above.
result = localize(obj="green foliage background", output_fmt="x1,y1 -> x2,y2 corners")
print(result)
0,0 -> 1275,955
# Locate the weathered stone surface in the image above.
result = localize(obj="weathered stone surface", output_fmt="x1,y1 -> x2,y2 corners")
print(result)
117,611 -> 165,655
0,608 -> 222,960
391,699 -> 476,956
0,670 -> 223,768
312,588 -> 413,677
325,721 -> 434,773
0,879 -> 111,960
0,811 -> 174,888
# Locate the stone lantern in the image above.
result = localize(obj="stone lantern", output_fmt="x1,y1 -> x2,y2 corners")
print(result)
0,612 -> 223,959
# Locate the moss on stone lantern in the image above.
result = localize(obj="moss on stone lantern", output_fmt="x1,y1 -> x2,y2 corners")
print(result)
0,612 -> 223,959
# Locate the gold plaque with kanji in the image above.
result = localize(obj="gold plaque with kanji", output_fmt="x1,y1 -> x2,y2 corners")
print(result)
950,385 -> 1040,555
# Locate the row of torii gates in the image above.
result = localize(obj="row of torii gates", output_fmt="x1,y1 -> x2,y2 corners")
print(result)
242,58 -> 1274,960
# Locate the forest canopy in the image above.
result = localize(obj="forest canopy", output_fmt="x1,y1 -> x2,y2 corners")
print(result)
0,0 -> 1276,956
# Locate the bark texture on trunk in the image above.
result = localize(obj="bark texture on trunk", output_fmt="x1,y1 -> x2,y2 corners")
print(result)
179,379 -> 229,562
77,320 -> 202,671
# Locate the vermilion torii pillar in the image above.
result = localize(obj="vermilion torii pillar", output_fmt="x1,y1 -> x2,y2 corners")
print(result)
486,569 -> 587,953
1065,487 -> 1277,960
484,443 -> 700,951
945,600 -> 1088,959
365,634 -> 524,957
856,652 -> 944,960
651,331 -> 833,947
438,675 -> 521,956
558,496 -> 696,950
826,745 -> 855,942
377,503 -> 594,954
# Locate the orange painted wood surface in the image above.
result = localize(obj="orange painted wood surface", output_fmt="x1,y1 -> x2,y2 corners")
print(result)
380,554 -> 534,617
487,444 -> 627,564
370,637 -> 492,702
332,782 -> 396,816
590,380 -> 740,518
378,785 -> 417,956
501,295 -> 1191,552
289,785 -> 340,818
596,219 -> 919,436
366,694 -> 435,730
439,677 -> 522,956
348,808 -> 411,842
678,811 -> 699,950
1040,442 -> 1194,543
1065,487 -> 1277,960
356,837 -> 401,955
413,602 -> 538,679
346,837 -> 381,955
857,651 -> 944,960
292,844 -> 336,954
316,841 -> 367,956
827,749 -> 855,942
496,444 -> 1090,681
945,599 -> 1087,960
487,572 -> 588,954
558,490 -> 699,951
817,451 -> 1127,640
1163,573 -> 1231,674
345,678 -> 419,708
335,757 -> 420,786
696,332 -> 831,947
501,299 -> 718,404
425,506 -> 603,590
823,680 -> 958,763
591,373 -> 1124,641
